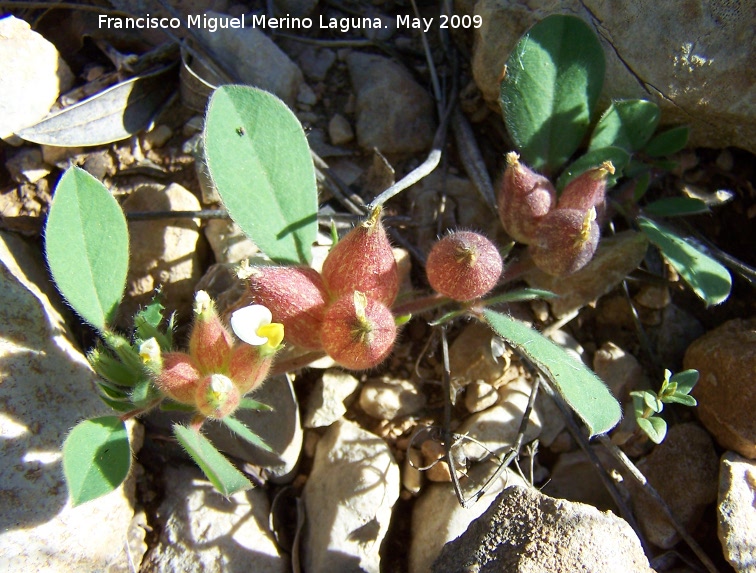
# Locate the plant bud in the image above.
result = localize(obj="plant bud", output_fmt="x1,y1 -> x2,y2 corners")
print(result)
529,208 -> 600,276
195,374 -> 241,419
321,291 -> 397,370
426,231 -> 503,301
241,266 -> 328,350
322,207 -> 399,306
189,291 -> 233,373
558,161 -> 614,212
154,352 -> 202,404
228,344 -> 274,394
497,152 -> 556,244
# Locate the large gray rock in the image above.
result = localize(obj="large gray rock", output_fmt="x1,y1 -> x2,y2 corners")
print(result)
472,0 -> 756,153
141,465 -> 287,573
410,465 -> 528,573
302,419 -> 400,573
717,452 -> 756,573
432,485 -> 654,572
0,232 -> 141,571
347,52 -> 436,154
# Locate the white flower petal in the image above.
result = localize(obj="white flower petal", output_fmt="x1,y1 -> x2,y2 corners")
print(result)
230,304 -> 273,345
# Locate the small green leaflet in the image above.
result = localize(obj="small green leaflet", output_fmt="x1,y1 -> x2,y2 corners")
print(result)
173,424 -> 252,496
637,217 -> 731,306
63,416 -> 131,506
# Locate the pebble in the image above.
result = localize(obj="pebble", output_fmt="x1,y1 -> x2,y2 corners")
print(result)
717,452 -> 756,572
297,82 -> 318,106
328,113 -> 354,145
204,218 -> 258,264
302,420 -> 399,573
431,486 -> 654,572
303,370 -> 360,428
359,377 -> 426,420
684,317 -> 756,458
449,322 -> 510,388
5,147 -> 50,183
403,447 -> 424,494
347,52 -> 435,154
593,341 -> 645,400
464,381 -> 499,413
40,144 -> 82,167
142,124 -> 173,149
140,465 -> 287,573
297,46 -> 336,81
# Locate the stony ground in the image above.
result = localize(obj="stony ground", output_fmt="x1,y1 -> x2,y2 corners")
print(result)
1,1 -> 754,572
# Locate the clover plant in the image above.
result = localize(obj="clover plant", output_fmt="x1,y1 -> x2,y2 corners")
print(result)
50,14 -> 730,504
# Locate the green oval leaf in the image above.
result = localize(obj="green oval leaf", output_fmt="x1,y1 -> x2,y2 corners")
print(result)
637,415 -> 667,444
670,369 -> 699,394
63,416 -> 131,506
500,14 -> 605,174
483,310 -> 621,436
45,167 -> 129,331
173,423 -> 252,496
643,197 -> 710,217
589,99 -> 660,152
556,146 -> 630,191
663,393 -> 697,407
643,125 -> 689,157
637,217 -> 732,306
204,85 -> 318,264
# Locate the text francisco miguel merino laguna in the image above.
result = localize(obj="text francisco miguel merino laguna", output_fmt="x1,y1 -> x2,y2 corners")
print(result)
98,13 -> 446,33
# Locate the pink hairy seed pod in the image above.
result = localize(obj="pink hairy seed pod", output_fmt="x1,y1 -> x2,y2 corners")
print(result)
228,344 -> 274,395
320,291 -> 397,370
195,374 -> 241,419
189,293 -> 233,373
497,152 -> 557,244
426,231 -> 503,301
529,208 -> 600,276
154,352 -> 202,404
558,161 -> 615,212
321,207 -> 399,306
240,266 -> 328,350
